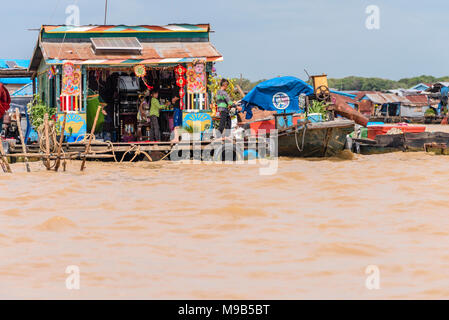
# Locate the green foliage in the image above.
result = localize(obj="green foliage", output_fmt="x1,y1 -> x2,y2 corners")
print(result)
27,94 -> 57,129
328,75 -> 449,91
308,100 -> 328,119
233,78 -> 267,93
221,74 -> 449,95
425,108 -> 436,116
183,125 -> 194,133
208,76 -> 241,101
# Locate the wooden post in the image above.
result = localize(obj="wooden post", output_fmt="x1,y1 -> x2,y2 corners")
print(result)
15,108 -> 31,172
0,138 -> 12,173
44,113 -> 51,170
236,85 -> 245,99
54,112 -> 67,172
80,106 -> 101,171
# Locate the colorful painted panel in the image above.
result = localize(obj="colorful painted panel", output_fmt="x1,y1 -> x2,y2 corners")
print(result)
187,61 -> 206,94
183,112 -> 212,132
58,113 -> 87,141
62,62 -> 81,96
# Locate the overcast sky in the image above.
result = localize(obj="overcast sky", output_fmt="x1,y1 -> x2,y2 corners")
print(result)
2,0 -> 448,81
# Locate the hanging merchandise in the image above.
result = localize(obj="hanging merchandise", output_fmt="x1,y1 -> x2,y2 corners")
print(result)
176,76 -> 186,88
174,65 -> 187,110
134,64 -> 147,78
174,64 -> 187,77
47,66 -> 57,80
134,64 -> 153,91
174,64 -> 187,109
187,60 -> 206,94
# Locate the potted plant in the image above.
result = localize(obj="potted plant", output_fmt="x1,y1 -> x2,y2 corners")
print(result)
27,94 -> 58,140
308,100 -> 328,123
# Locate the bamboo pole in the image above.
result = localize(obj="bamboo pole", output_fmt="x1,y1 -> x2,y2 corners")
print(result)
54,112 -> 67,172
15,108 -> 31,172
44,113 -> 51,170
80,105 -> 101,171
236,85 -> 245,99
0,138 -> 12,173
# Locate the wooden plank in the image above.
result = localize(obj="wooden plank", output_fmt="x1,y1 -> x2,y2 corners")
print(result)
0,139 -> 12,173
54,112 -> 67,172
15,108 -> 31,172
44,113 -> 51,170
80,106 -> 101,171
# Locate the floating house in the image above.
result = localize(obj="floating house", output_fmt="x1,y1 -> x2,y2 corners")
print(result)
0,59 -> 32,93
357,92 -> 435,118
409,83 -> 432,92
28,24 -> 223,141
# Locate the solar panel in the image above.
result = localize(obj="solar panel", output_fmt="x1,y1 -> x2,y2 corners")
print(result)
6,61 -> 19,69
91,37 -> 142,53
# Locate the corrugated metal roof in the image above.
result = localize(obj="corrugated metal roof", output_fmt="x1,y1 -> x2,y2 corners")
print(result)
360,92 -> 436,107
354,91 -> 377,101
40,41 -> 223,64
0,59 -> 29,69
362,93 -> 409,104
402,94 -> 429,106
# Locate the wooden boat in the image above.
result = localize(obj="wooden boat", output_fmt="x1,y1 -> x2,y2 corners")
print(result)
351,131 -> 449,154
276,119 -> 355,158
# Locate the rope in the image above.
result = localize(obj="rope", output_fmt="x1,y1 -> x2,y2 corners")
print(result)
119,145 -> 153,163
295,123 -> 307,153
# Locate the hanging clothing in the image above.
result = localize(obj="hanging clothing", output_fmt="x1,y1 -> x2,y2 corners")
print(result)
0,82 -> 11,119
86,89 -> 105,133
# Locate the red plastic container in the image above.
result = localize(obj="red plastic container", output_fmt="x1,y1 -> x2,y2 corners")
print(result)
367,124 -> 426,140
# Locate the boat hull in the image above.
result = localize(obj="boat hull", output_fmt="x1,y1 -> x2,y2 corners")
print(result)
277,120 -> 355,158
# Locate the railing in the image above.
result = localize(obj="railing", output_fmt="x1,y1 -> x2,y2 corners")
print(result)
60,95 -> 84,113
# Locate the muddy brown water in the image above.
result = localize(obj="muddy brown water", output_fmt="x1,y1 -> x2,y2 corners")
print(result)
2,150 -> 449,299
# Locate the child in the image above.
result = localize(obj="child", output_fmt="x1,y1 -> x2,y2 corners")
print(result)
137,90 -> 150,123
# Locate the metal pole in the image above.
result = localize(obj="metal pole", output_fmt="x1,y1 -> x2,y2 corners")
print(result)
104,0 -> 108,25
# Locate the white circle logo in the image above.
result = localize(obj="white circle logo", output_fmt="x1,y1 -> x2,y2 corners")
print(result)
273,92 -> 290,110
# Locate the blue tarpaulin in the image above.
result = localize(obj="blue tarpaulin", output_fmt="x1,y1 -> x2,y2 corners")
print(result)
241,76 -> 314,119
241,76 -> 357,119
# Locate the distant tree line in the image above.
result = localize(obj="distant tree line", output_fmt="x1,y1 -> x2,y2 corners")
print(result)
328,75 -> 449,91
230,75 -> 449,93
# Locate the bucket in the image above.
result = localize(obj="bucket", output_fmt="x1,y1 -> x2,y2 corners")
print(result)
307,113 -> 323,123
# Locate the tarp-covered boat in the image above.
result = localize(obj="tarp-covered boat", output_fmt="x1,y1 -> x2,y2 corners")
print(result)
239,76 -> 356,158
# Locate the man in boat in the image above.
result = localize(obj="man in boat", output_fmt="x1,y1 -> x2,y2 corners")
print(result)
0,82 -> 11,136
216,79 -> 234,137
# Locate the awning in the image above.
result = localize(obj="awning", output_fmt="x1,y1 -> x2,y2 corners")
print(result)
40,41 -> 223,65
